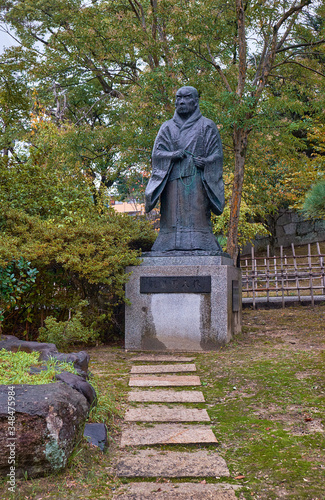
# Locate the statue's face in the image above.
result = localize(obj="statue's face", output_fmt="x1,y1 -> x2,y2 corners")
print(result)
175,88 -> 198,117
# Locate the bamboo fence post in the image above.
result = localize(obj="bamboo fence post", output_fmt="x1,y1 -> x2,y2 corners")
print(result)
274,254 -> 278,297
245,258 -> 249,297
317,242 -> 325,295
264,257 -> 267,300
251,247 -> 256,309
280,246 -> 285,308
291,243 -> 301,302
266,245 -> 270,304
308,243 -> 315,307
284,254 -> 289,296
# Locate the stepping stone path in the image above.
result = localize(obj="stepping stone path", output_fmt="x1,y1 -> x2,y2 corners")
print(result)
125,405 -> 210,422
130,363 -> 197,373
114,482 -> 239,499
129,375 -> 201,386
120,424 -> 218,447
128,390 -> 205,403
114,354 -> 238,499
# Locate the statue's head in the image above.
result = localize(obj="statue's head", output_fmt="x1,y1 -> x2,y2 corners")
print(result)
175,86 -> 199,118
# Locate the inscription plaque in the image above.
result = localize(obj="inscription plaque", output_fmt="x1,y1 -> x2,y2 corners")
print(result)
140,276 -> 211,294
232,280 -> 239,312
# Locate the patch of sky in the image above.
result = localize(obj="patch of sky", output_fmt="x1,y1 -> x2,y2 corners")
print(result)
0,24 -> 19,54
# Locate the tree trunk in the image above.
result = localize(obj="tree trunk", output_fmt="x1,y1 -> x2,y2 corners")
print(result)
226,126 -> 249,262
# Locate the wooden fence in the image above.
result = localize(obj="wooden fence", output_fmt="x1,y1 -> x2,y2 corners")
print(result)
241,243 -> 325,308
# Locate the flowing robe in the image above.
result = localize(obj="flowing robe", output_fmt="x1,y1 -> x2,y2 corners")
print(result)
145,108 -> 224,252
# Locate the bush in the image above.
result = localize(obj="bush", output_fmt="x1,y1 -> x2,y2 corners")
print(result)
38,302 -> 99,349
0,258 -> 38,327
0,208 -> 155,341
303,180 -> 325,219
0,151 -> 156,342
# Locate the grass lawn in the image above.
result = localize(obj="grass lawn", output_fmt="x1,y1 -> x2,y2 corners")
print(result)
0,303 -> 324,499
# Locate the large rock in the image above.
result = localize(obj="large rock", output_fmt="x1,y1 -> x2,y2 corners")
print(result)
0,335 -> 57,357
56,372 -> 96,405
0,382 -> 90,478
84,423 -> 108,451
0,335 -> 89,372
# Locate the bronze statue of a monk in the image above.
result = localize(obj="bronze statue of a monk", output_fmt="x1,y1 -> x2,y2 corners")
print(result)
145,86 -> 224,253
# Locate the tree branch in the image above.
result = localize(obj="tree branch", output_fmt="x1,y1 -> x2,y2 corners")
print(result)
276,12 -> 298,51
129,0 -> 157,69
206,43 -> 233,93
273,59 -> 325,78
128,0 -> 141,23
275,0 -> 311,32
83,56 -> 124,97
150,0 -> 158,40
254,0 -> 311,101
276,39 -> 325,54
236,0 -> 246,96
129,0 -> 146,31
252,33 -> 269,87
46,27 -> 72,56
0,23 -> 22,47
74,94 -> 110,126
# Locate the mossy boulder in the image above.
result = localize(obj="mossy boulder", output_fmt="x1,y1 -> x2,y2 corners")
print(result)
0,336 -> 95,478
0,335 -> 89,374
0,382 -> 90,478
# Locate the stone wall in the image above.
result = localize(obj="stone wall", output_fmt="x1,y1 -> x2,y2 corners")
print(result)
242,210 -> 325,255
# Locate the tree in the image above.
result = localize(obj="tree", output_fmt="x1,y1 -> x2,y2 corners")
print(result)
0,46 -> 31,156
2,0 -> 325,262
117,0 -> 325,258
303,180 -> 325,218
172,0 -> 325,259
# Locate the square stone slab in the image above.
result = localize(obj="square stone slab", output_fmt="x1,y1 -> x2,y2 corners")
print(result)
116,449 -> 230,478
128,390 -> 205,403
131,364 -> 196,374
129,375 -> 201,387
113,482 -> 237,499
120,424 -> 217,446
130,355 -> 195,362
125,405 -> 210,422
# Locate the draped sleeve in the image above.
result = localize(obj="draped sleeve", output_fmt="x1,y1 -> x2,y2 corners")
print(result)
145,121 -> 175,213
201,119 -> 224,216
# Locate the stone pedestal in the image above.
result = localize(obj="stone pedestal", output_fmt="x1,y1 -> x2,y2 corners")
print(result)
125,254 -> 242,351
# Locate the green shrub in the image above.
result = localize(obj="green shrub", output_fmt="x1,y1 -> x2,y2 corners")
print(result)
0,257 -> 38,326
0,205 -> 155,341
303,180 -> 325,219
38,303 -> 99,350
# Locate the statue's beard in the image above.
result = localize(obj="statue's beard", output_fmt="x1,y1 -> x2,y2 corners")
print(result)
176,105 -> 196,119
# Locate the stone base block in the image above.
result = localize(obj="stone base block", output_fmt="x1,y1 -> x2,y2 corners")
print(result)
113,482 -> 238,499
125,255 -> 241,351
